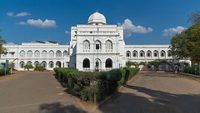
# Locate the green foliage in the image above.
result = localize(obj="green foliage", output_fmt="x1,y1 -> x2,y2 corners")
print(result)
0,30 -> 6,57
34,65 -> 46,71
24,64 -> 34,71
0,68 -> 10,76
53,67 -> 140,102
126,61 -> 139,67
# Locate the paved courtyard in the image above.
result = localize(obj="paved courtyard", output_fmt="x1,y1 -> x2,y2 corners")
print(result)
0,71 -> 200,113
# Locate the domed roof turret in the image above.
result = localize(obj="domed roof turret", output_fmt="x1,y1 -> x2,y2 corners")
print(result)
88,11 -> 106,25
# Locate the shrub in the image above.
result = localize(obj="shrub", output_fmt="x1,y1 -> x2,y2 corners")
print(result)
0,68 -> 10,76
34,65 -> 46,71
24,64 -> 33,71
53,67 -> 139,102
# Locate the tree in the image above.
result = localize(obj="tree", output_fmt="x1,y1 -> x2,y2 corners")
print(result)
0,30 -> 6,58
189,12 -> 200,24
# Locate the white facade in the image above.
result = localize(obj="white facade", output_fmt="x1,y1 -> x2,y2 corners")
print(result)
0,12 -> 172,71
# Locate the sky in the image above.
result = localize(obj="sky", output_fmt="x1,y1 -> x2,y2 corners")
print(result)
0,0 -> 200,45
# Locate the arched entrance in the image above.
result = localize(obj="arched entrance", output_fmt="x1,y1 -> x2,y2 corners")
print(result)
95,59 -> 101,72
56,61 -> 61,68
105,58 -> 113,68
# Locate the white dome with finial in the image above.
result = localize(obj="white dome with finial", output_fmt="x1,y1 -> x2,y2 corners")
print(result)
88,11 -> 106,25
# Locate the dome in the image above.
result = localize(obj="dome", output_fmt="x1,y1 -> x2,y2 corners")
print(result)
88,12 -> 106,25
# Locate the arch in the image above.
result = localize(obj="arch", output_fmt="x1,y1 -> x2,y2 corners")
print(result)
34,61 -> 39,67
83,58 -> 90,68
49,50 -> 54,58
49,61 -> 54,68
56,50 -> 62,58
105,58 -> 112,68
63,50 -> 68,57
161,50 -> 166,57
56,61 -> 61,68
105,40 -> 113,49
153,50 -> 159,57
95,40 -> 101,50
167,50 -> 171,57
27,61 -> 32,65
34,50 -> 40,57
133,50 -> 138,57
139,50 -> 145,57
147,50 -> 152,57
41,50 -> 47,58
41,61 -> 47,68
19,61 -> 24,68
83,40 -> 90,50
95,58 -> 101,71
19,50 -> 25,57
126,51 -> 131,57
27,50 -> 33,57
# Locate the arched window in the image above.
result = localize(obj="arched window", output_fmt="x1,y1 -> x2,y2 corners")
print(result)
126,51 -> 131,57
49,50 -> 54,58
147,50 -> 152,57
27,50 -> 33,57
27,61 -> 32,65
167,50 -> 171,57
95,58 -> 101,71
34,50 -> 40,58
105,40 -> 113,50
83,58 -> 90,68
63,50 -> 68,57
20,61 -> 24,68
41,61 -> 47,68
161,50 -> 166,57
139,50 -> 145,57
41,50 -> 47,58
83,40 -> 90,50
56,50 -> 62,58
95,40 -> 101,50
105,58 -> 112,68
19,50 -> 25,57
49,61 -> 54,68
56,61 -> 61,68
34,61 -> 39,67
133,50 -> 138,57
154,50 -> 159,57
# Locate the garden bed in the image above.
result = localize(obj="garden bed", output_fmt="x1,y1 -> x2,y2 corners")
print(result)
54,67 -> 139,102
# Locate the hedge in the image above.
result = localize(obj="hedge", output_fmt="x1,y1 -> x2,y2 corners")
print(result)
34,65 -> 46,71
0,68 -> 10,76
54,67 -> 140,102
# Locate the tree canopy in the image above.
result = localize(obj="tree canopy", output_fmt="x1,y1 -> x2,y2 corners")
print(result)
171,13 -> 200,63
0,30 -> 6,57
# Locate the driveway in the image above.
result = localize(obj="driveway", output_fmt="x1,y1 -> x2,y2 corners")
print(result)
95,72 -> 200,113
0,71 -> 86,113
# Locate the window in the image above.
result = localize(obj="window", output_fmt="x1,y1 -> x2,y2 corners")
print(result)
154,50 -> 158,57
133,50 -> 138,57
105,58 -> 112,68
63,51 -> 68,57
56,50 -> 62,57
20,50 -> 25,57
41,61 -> 47,68
126,51 -> 131,57
56,61 -> 61,68
49,50 -> 54,58
95,40 -> 101,50
105,40 -> 113,50
20,61 -> 24,68
27,61 -> 32,65
83,40 -> 90,50
41,50 -> 47,58
83,58 -> 90,68
27,50 -> 33,57
34,50 -> 40,57
161,50 -> 166,57
140,50 -> 145,57
147,50 -> 152,57
34,61 -> 39,67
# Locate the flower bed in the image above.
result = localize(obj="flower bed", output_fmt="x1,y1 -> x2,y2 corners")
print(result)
54,67 -> 139,102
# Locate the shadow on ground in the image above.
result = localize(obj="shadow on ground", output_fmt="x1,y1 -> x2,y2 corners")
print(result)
98,85 -> 200,113
39,102 -> 86,113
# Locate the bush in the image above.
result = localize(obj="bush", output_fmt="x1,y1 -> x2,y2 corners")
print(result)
53,67 -> 139,102
34,65 -> 46,71
24,64 -> 34,71
0,68 -> 10,76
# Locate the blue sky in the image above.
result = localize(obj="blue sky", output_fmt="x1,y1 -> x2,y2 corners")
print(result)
0,0 -> 200,45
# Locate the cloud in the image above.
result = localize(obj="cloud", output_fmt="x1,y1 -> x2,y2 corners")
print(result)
7,12 -> 30,17
25,19 -> 57,28
18,21 -> 27,25
119,19 -> 153,37
163,26 -> 187,36
65,30 -> 70,34
7,12 -> 14,16
16,12 -> 30,17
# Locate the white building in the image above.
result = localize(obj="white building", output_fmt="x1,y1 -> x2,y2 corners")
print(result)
0,12 -> 172,71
